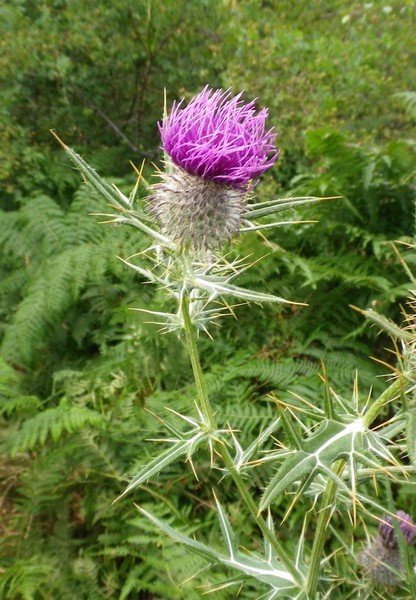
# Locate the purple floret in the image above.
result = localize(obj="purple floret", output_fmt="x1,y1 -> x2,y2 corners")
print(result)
379,510 -> 416,548
159,86 -> 278,189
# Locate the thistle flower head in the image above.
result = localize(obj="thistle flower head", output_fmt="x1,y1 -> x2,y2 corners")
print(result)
159,85 -> 278,189
150,86 -> 278,252
358,511 -> 416,588
379,511 -> 416,548
358,537 -> 402,587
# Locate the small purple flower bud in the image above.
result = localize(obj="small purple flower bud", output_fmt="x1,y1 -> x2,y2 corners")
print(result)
359,511 -> 416,589
358,537 -> 402,587
379,511 -> 416,548
150,86 -> 278,252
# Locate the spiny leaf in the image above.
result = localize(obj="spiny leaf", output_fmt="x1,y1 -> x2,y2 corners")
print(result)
245,196 -> 339,220
351,305 -> 415,342
115,431 -> 209,502
134,505 -> 298,593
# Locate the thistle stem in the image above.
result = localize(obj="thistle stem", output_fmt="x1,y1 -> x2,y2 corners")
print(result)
180,291 -> 302,584
362,377 -> 404,427
306,463 -> 342,599
307,376 -> 406,598
181,293 -> 216,429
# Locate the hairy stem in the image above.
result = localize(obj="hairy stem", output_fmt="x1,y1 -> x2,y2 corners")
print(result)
181,291 -> 303,584
363,377 -> 404,427
306,462 -> 343,599
307,376 -> 407,598
181,293 -> 216,429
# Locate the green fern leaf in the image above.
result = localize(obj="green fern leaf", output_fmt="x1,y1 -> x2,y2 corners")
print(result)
8,402 -> 106,455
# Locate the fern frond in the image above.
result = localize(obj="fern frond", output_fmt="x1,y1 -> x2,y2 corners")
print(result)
8,403 -> 106,455
0,395 -> 41,418
0,558 -> 58,600
395,91 -> 416,120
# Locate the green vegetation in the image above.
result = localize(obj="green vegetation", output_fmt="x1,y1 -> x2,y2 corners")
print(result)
1,1 -> 416,598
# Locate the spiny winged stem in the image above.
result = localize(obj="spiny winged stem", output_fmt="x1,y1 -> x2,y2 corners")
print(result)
181,292 -> 216,429
180,291 -> 302,584
362,377 -> 404,428
305,463 -> 342,599
306,376 -> 406,599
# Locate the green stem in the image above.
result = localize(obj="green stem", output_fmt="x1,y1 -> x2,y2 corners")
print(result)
180,292 -> 302,584
362,377 -> 403,427
181,293 -> 216,429
306,463 -> 343,599
307,376 -> 406,598
219,442 -> 301,581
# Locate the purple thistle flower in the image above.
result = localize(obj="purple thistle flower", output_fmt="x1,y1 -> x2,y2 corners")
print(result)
159,85 -> 278,189
379,511 -> 416,548
150,86 -> 278,252
358,511 -> 416,588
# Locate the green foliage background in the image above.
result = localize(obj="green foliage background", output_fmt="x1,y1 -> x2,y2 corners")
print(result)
1,1 -> 416,598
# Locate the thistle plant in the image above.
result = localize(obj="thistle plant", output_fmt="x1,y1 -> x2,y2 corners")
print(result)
53,86 -> 416,598
151,86 -> 277,251
359,511 -> 416,587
